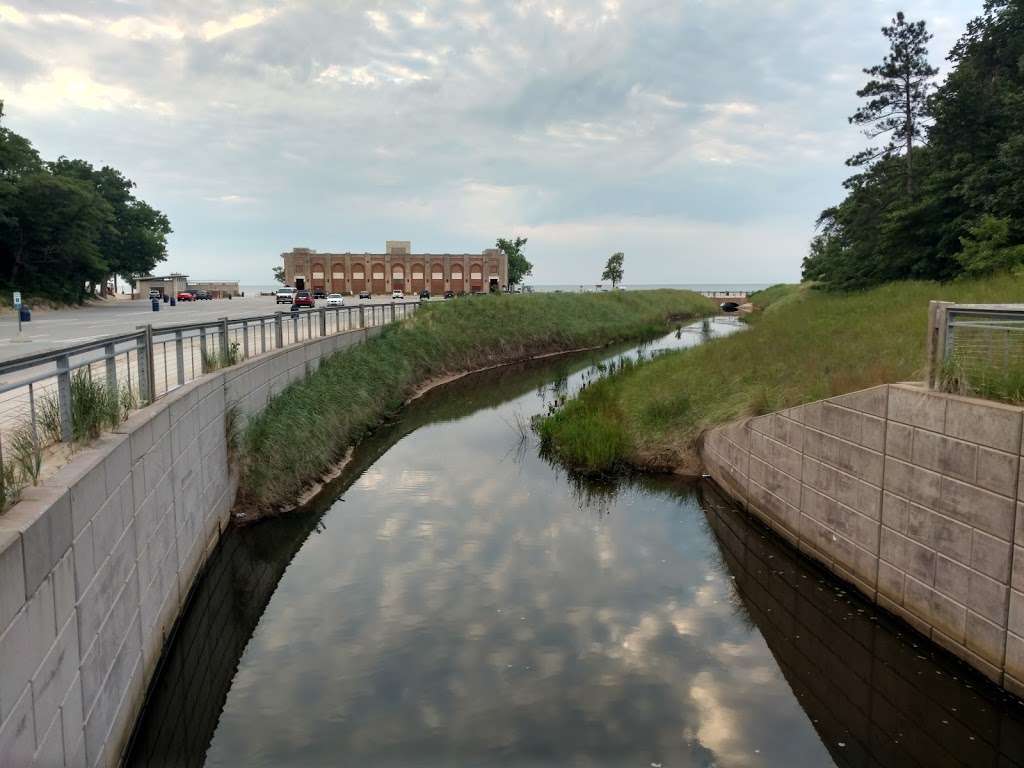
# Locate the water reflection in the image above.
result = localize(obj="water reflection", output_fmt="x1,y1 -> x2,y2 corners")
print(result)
126,321 -> 1024,768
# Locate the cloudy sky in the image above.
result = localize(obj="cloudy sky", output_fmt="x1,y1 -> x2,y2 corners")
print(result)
0,1 -> 978,287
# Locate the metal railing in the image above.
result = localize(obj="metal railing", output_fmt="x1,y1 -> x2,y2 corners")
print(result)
0,300 -> 419,459
926,301 -> 1024,401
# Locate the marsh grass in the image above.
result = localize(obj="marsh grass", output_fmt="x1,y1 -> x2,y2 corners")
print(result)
8,425 -> 41,486
537,273 -> 1024,475
238,290 -> 715,510
202,341 -> 241,372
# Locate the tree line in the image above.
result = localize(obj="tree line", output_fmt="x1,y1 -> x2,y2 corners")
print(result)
0,101 -> 171,303
803,1 -> 1024,290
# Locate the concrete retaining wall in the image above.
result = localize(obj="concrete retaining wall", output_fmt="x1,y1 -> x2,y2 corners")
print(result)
701,382 -> 1024,693
0,325 -> 380,767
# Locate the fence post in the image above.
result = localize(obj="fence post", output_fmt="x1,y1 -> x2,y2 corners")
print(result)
930,302 -> 953,389
136,327 -> 155,404
199,327 -> 208,373
56,353 -> 73,443
359,305 -> 365,329
220,317 -> 229,358
320,308 -> 327,337
104,342 -> 117,391
275,312 -> 284,348
261,319 -> 267,353
175,331 -> 185,386
242,320 -> 250,359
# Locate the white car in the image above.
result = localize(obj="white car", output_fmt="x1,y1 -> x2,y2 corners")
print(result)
275,287 -> 296,304
391,289 -> 404,300
325,293 -> 345,307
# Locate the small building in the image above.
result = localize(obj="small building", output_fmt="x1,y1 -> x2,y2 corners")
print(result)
280,241 -> 509,296
188,280 -> 241,298
135,273 -> 188,298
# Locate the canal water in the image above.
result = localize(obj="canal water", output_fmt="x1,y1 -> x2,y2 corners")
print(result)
127,319 -> 1024,767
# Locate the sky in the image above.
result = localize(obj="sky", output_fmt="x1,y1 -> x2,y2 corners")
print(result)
0,0 -> 980,287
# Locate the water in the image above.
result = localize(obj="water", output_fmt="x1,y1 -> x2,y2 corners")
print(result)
127,319 -> 1024,768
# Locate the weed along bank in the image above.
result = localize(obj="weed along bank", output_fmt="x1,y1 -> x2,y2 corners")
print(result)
0,291 -> 712,766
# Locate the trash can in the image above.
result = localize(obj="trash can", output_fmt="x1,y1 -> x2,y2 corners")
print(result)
19,307 -> 30,323
162,293 -> 168,303
151,298 -> 160,311
170,296 -> 176,306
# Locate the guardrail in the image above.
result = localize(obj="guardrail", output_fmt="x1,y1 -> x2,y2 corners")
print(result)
926,301 -> 1024,401
0,301 -> 419,465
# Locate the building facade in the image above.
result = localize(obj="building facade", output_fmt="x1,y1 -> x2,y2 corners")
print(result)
280,241 -> 508,295
188,280 -> 241,298
135,273 -> 189,297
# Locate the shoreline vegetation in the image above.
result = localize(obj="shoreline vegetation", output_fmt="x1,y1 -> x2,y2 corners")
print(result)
536,273 -> 1024,477
235,290 -> 716,514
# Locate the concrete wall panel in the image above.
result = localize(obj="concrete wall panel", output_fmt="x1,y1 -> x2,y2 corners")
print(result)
0,321 -> 380,766
701,382 -> 1024,690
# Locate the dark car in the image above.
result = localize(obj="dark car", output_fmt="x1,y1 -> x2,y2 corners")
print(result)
720,301 -> 740,313
419,289 -> 430,300
313,288 -> 326,299
443,291 -> 455,300
358,290 -> 371,300
193,290 -> 211,300
293,290 -> 316,308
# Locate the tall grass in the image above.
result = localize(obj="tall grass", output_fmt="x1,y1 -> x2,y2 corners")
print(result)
37,369 -> 135,447
238,290 -> 715,510
537,273 -> 1024,474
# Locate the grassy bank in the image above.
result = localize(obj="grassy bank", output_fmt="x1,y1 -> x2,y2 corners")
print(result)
237,290 -> 715,511
536,273 -> 1024,475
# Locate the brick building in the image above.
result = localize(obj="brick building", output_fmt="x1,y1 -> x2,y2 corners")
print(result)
280,241 -> 508,296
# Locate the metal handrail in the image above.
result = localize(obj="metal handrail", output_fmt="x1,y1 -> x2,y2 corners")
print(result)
0,299 -> 420,452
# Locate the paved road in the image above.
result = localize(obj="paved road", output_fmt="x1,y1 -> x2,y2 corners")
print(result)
0,294 -> 418,363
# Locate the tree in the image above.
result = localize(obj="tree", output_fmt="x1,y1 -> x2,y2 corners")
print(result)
496,236 -> 532,287
49,157 -> 170,293
273,265 -> 286,284
957,215 -> 1024,275
601,252 -> 624,288
847,12 -> 938,194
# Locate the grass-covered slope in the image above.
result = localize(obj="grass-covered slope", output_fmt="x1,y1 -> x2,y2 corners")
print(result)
237,290 -> 715,510
537,274 -> 1024,475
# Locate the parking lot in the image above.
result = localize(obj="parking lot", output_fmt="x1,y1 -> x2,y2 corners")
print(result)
0,293 -> 417,363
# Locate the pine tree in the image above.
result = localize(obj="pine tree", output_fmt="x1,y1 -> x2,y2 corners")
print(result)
847,12 -> 938,194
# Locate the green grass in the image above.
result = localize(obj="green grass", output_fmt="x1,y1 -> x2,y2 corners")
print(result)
537,273 -> 1024,475
237,290 -> 716,510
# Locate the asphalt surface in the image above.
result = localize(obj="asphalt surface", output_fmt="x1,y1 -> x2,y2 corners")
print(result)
0,294 -> 418,363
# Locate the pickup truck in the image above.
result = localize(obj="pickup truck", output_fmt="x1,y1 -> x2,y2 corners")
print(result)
276,288 -> 296,304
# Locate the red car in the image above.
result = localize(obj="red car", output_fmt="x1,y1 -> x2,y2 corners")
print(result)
292,290 -> 316,308
176,291 -> 194,301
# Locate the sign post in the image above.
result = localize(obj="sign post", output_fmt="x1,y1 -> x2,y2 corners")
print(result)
13,291 -> 29,342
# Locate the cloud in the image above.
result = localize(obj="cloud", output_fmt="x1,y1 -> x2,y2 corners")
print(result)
0,0 -> 981,285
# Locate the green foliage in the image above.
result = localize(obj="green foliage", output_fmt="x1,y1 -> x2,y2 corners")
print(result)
0,453 -> 24,514
202,341 -> 241,372
272,265 -> 286,284
537,273 -> 1024,474
0,101 -> 170,303
68,370 -> 122,442
601,252 -> 624,288
496,236 -> 532,286
238,290 -> 716,509
804,2 -> 1024,290
8,425 -> 41,486
957,216 -> 1024,275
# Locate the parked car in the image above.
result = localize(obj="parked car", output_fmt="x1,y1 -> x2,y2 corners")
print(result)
276,287 -> 296,304
176,291 -> 194,301
148,288 -> 161,299
419,289 -> 431,300
193,290 -> 211,300
391,289 -> 404,300
312,288 -> 326,299
359,290 -> 371,300
443,290 -> 455,300
293,290 -> 316,308
325,293 -> 345,307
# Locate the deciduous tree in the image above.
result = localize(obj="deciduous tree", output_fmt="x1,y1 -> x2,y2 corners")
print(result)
496,236 -> 532,287
602,252 -> 624,288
